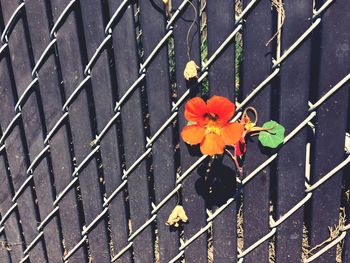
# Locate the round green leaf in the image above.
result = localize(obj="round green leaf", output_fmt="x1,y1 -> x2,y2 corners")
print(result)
258,120 -> 285,148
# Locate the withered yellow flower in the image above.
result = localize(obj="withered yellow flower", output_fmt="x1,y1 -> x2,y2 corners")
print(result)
166,205 -> 188,227
163,0 -> 172,18
183,60 -> 199,80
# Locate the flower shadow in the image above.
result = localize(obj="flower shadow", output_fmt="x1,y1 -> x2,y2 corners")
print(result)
195,156 -> 237,208
185,143 -> 202,157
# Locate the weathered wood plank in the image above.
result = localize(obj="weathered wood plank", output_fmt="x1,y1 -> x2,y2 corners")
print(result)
308,1 -> 350,262
241,1 -> 272,262
12,0 -> 75,261
0,228 -> 11,263
344,161 -> 350,262
138,1 -> 179,262
80,1 -> 132,261
274,1 -> 312,262
107,0 -> 145,262
0,151 -> 24,263
172,0 -> 207,262
50,0 -> 110,261
0,1 -> 52,261
0,10 -> 25,260
206,0 -> 237,261
23,0 -> 88,261
107,0 -> 154,261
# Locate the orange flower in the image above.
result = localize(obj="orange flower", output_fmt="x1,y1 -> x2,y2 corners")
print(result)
181,96 -> 244,156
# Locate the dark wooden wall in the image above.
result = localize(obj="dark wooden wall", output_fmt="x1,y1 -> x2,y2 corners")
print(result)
0,0 -> 348,263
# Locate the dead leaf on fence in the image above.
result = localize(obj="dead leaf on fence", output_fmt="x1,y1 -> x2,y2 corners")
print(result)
184,60 -> 199,80
163,0 -> 172,18
166,205 -> 188,227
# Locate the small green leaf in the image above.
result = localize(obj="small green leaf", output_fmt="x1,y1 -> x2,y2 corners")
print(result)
258,120 -> 285,148
187,121 -> 197,126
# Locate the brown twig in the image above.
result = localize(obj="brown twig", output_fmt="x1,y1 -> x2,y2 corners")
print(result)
266,0 -> 285,49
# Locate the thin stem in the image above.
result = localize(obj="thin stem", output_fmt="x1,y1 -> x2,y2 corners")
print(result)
186,0 -> 198,60
250,133 -> 260,137
176,187 -> 180,205
225,148 -> 243,177
242,106 -> 258,125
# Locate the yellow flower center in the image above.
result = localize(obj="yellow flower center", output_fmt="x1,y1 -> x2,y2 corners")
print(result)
202,113 -> 222,136
205,121 -> 222,136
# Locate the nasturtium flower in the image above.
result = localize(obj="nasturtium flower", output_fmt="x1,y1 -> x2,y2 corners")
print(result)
181,96 -> 244,156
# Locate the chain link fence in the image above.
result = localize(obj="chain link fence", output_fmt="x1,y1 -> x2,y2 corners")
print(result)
0,0 -> 349,262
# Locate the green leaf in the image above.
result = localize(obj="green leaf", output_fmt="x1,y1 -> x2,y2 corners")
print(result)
258,120 -> 285,148
187,121 -> 197,126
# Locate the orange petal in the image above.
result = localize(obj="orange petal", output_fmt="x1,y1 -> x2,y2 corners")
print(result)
200,133 -> 225,156
207,96 -> 235,124
184,97 -> 207,124
181,125 -> 206,145
221,122 -> 244,146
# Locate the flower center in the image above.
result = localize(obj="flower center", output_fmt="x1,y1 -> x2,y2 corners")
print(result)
203,113 -> 222,135
205,124 -> 221,135
204,112 -> 219,121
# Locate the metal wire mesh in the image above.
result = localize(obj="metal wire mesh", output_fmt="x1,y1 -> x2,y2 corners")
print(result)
0,0 -> 348,262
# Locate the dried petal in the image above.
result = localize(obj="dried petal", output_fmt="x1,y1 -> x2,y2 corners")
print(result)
166,205 -> 188,227
184,60 -> 199,80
